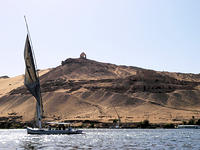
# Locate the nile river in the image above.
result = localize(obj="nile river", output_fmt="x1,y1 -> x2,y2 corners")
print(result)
0,129 -> 200,150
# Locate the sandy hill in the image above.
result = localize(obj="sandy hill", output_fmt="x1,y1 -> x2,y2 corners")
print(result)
1,58 -> 200,124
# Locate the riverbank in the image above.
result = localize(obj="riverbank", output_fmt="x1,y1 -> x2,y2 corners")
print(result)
2,114 -> 200,129
0,116 -> 176,129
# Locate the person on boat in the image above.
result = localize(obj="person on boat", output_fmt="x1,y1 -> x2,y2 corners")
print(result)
62,125 -> 66,130
68,125 -> 72,131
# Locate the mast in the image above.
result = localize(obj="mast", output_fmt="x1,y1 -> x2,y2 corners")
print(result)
24,16 -> 43,129
114,107 -> 120,127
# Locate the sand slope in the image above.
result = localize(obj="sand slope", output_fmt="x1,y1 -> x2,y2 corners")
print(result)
1,58 -> 200,124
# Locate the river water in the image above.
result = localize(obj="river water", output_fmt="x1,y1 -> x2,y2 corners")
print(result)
0,129 -> 200,150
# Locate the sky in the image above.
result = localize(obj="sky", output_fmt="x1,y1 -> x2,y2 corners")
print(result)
0,0 -> 200,77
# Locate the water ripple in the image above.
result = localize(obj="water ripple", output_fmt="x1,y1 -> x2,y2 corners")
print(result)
0,129 -> 200,149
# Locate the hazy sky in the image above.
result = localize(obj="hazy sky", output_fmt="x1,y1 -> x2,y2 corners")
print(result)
0,0 -> 200,77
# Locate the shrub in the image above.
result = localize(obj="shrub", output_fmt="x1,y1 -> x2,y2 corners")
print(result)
196,119 -> 200,125
188,119 -> 195,125
140,120 -> 150,128
163,123 -> 175,128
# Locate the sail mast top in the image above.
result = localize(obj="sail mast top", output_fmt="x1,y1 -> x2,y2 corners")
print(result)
24,16 -> 39,78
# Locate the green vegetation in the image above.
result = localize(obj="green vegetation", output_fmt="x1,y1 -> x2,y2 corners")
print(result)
181,116 -> 200,125
196,119 -> 200,125
188,119 -> 195,125
163,123 -> 175,129
112,119 -> 118,124
137,120 -> 150,128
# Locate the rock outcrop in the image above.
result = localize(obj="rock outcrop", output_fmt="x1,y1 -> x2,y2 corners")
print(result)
0,76 -> 9,79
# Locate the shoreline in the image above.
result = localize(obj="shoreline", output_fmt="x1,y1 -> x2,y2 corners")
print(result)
0,116 -> 176,129
1,115 -> 199,129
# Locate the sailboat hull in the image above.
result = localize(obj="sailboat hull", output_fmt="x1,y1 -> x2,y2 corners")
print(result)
27,127 -> 83,135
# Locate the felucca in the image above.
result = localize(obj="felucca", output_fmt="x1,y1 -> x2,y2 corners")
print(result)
24,16 -> 82,134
